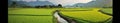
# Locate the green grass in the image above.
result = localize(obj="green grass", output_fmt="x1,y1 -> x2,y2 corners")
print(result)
8,8 -> 112,23
8,8 -> 56,23
8,8 -> 56,15
60,8 -> 112,23
101,8 -> 112,14
8,15 -> 53,23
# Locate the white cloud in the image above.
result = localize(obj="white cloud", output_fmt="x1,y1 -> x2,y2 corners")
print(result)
12,0 -> 21,1
11,0 -> 93,6
12,0 -> 37,2
48,0 -> 93,6
38,0 -> 47,1
22,0 -> 37,2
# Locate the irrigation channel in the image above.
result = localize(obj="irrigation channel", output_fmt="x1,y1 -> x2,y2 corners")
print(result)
54,10 -> 68,23
53,10 -> 76,23
53,9 -> 112,23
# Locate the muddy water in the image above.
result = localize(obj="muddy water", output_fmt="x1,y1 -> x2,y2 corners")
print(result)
54,11 -> 68,23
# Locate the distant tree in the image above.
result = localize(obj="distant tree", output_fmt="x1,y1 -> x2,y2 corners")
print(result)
58,4 -> 62,8
76,5 -> 78,7
35,6 -> 40,8
76,5 -> 79,7
46,5 -> 50,8
11,1 -> 17,8
19,4 -> 28,8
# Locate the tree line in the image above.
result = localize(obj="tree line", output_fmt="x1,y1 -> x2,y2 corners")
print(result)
9,1 -> 63,8
35,4 -> 63,8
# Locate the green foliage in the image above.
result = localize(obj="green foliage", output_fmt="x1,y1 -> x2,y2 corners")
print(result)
59,8 -> 112,23
58,4 -> 62,7
8,8 -> 112,23
101,8 -> 112,14
8,8 -> 56,23
8,15 -> 53,23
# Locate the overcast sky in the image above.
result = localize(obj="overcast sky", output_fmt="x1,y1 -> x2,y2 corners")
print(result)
12,0 -> 93,6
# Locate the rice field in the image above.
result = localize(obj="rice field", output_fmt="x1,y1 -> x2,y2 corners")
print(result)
8,15 -> 53,23
59,8 -> 112,23
8,8 -> 56,15
8,8 -> 56,23
101,8 -> 112,14
8,8 -> 112,23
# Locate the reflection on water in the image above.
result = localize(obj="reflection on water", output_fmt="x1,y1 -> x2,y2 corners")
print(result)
54,11 -> 68,23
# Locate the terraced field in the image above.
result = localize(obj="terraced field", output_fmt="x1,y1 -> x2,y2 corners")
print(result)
8,8 -> 56,23
59,8 -> 112,23
8,15 -> 53,23
8,8 -> 112,23
101,8 -> 112,15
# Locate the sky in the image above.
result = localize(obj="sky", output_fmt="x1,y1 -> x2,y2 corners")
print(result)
11,0 -> 93,6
